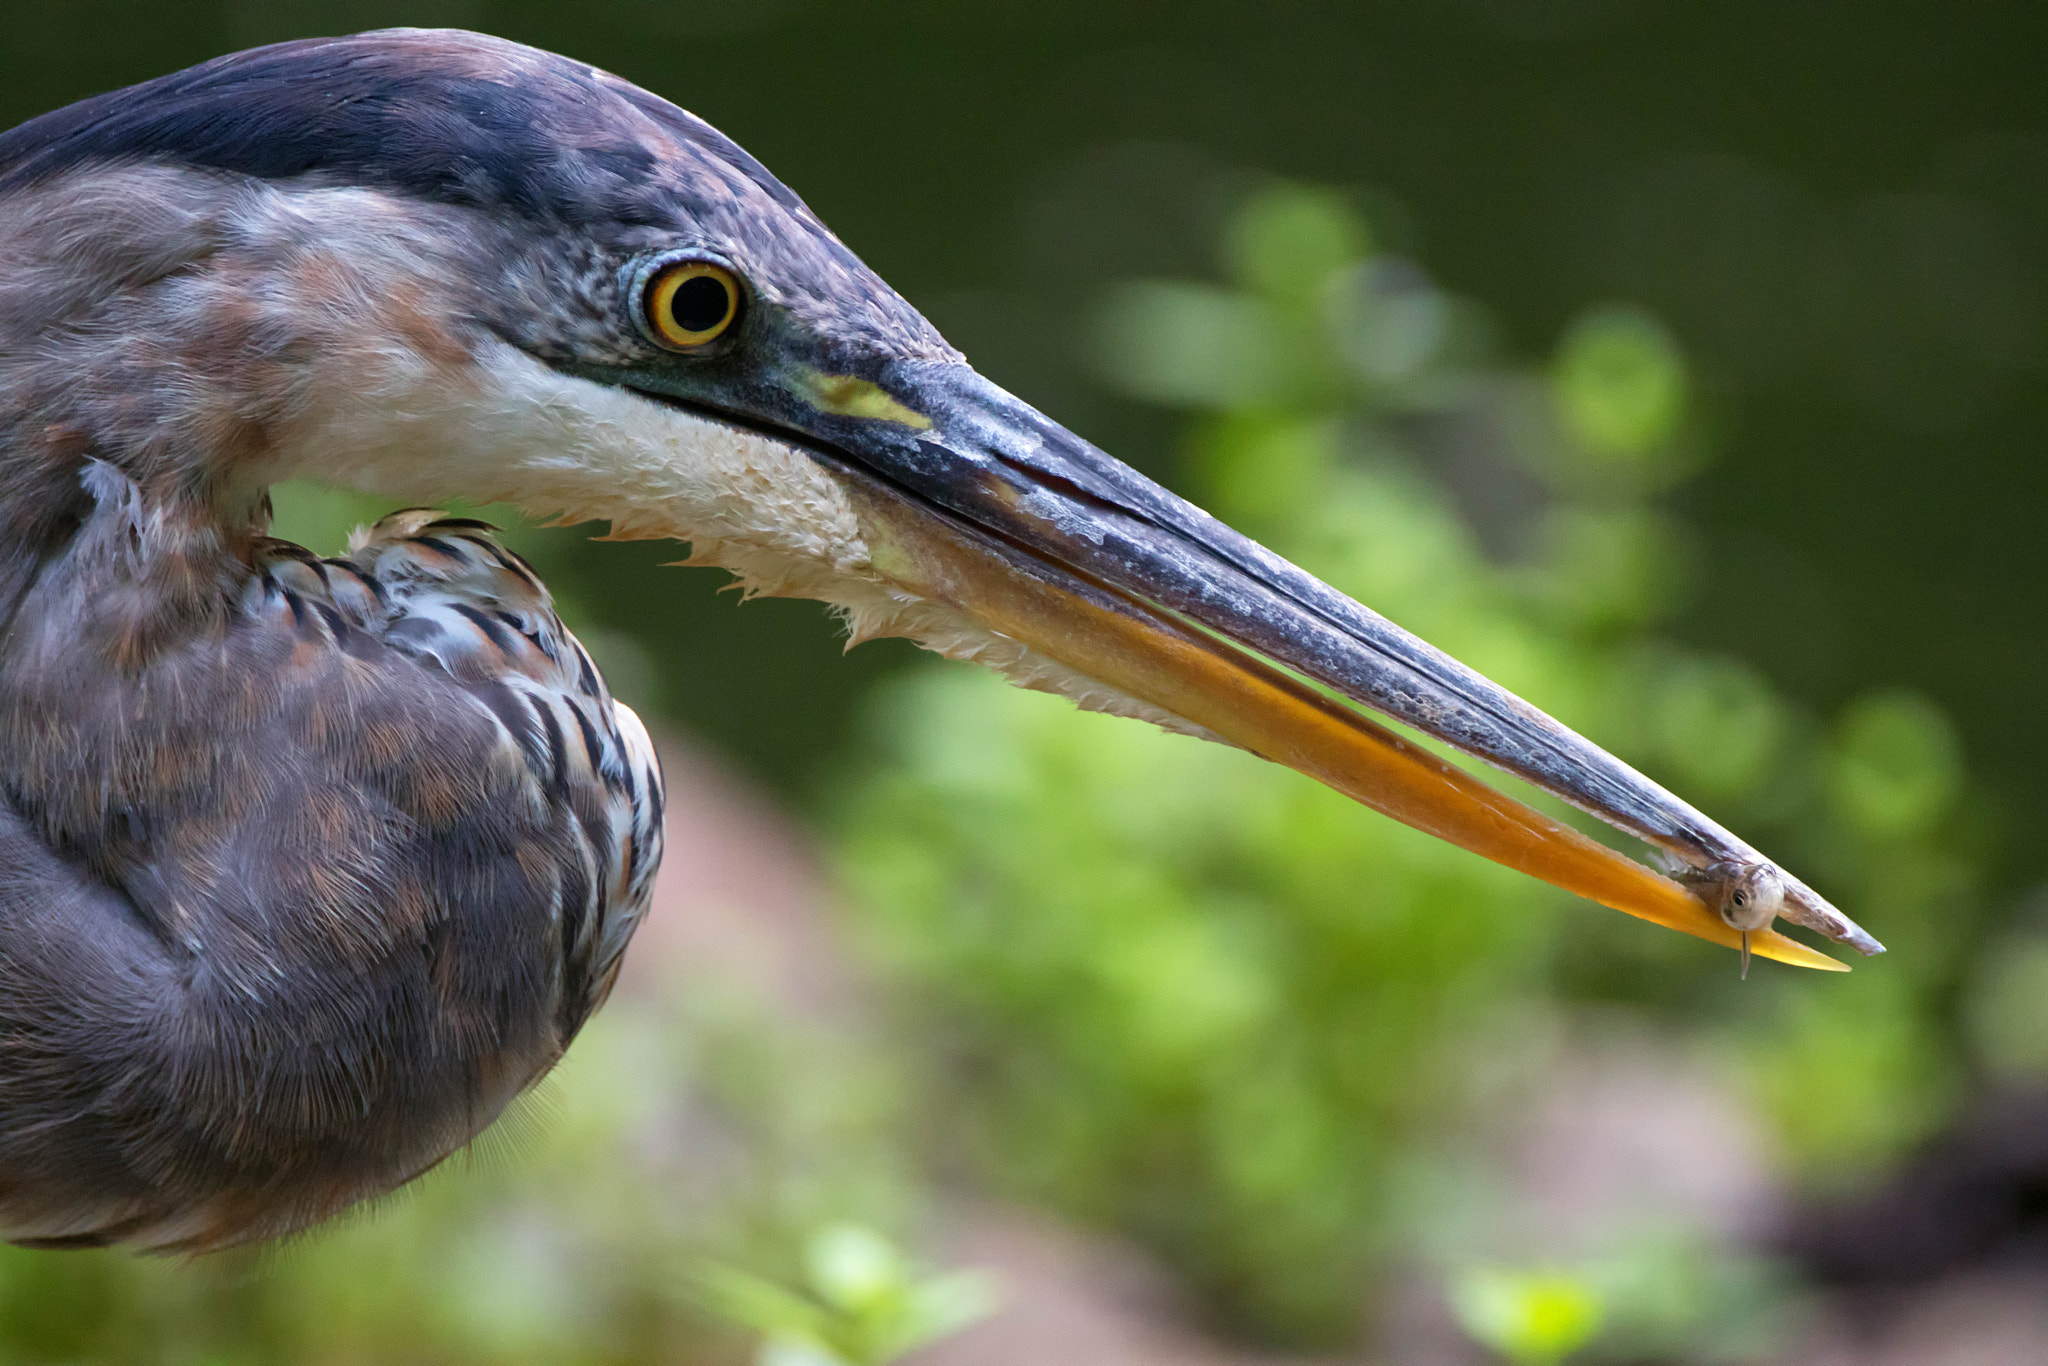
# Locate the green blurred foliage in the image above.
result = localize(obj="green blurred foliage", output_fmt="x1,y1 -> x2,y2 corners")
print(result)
1573,1226 -> 1796,1365
1449,1229 -> 1798,1365
1551,307 -> 1689,476
841,660 -> 1557,1342
835,182 -> 1997,1348
699,1223 -> 995,1366
1827,691 -> 1964,840
1451,1266 -> 1603,1365
1967,917 -> 2048,1084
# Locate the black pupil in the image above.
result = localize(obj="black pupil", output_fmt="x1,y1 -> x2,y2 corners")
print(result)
668,274 -> 732,334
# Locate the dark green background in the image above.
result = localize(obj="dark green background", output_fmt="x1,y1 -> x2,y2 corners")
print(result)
4,0 -> 2040,883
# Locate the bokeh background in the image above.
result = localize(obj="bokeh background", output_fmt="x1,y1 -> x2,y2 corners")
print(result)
1,3 -> 2044,1363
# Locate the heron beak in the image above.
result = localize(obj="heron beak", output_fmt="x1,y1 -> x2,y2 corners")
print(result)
601,348 -> 1877,969
782,361 -> 1878,971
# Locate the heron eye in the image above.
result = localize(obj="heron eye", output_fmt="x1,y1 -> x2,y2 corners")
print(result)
643,260 -> 741,349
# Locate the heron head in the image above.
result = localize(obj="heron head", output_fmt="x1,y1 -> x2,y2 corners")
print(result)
0,29 -> 1879,967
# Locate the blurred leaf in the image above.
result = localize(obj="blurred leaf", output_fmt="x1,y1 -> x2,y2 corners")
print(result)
1093,281 -> 1289,407
1742,971 -> 1954,1182
763,1340 -> 852,1366
1187,413 -> 1336,530
1331,257 -> 1452,387
902,1272 -> 1002,1348
1224,184 -> 1368,306
1577,1226 -> 1797,1362
1527,507 -> 1694,632
701,1224 -> 995,1366
805,1224 -> 901,1314
1828,690 -> 1962,838
1967,929 -> 2048,1081
1645,653 -> 1788,802
1450,1266 -> 1604,1365
1551,306 -> 1688,469
702,1264 -> 837,1346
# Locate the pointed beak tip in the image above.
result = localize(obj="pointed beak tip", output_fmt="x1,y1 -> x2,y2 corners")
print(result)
1780,882 -> 1885,959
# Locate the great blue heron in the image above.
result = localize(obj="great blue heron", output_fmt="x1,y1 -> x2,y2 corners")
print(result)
0,29 -> 1880,1254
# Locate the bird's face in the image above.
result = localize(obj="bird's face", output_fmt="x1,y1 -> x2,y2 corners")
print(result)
11,30 -> 1870,965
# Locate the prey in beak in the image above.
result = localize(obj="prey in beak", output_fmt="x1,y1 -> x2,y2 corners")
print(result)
1699,862 -> 1790,979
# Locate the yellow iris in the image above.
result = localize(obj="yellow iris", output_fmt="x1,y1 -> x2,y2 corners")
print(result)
644,260 -> 740,348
